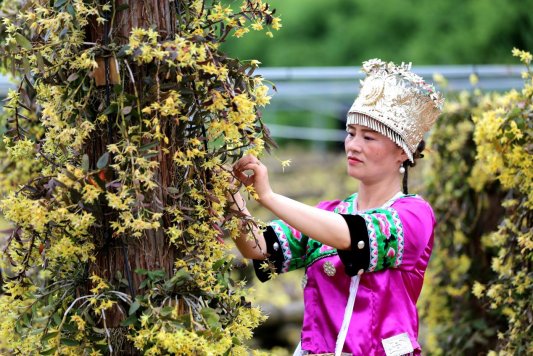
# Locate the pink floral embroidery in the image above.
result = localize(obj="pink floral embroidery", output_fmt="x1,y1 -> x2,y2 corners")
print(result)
386,247 -> 396,258
289,226 -> 302,241
374,213 -> 391,238
320,245 -> 333,253
390,209 -> 405,267
336,201 -> 351,214
363,215 -> 379,271
271,222 -> 292,273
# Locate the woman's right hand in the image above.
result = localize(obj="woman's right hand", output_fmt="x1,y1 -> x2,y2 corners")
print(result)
232,154 -> 274,205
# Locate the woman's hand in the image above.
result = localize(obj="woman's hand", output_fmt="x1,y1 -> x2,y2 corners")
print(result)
233,155 -> 274,205
233,155 -> 351,250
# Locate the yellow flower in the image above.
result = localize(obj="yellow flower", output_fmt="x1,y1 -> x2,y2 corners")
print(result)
512,47 -> 532,64
469,73 -> 479,86
271,17 -> 282,31
89,274 -> 109,294
234,28 -> 249,38
251,22 -> 263,31
472,281 -> 486,298
71,315 -> 86,331
281,159 -> 291,171
83,184 -> 102,204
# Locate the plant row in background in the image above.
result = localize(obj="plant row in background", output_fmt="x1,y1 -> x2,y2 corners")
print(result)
420,49 -> 532,355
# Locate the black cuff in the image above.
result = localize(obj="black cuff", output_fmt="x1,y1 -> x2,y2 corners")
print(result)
337,214 -> 370,276
253,226 -> 285,282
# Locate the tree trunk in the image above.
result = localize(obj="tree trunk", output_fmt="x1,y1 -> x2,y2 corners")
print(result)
85,2 -> 178,353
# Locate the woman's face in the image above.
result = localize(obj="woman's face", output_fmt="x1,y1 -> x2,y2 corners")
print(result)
344,124 -> 407,184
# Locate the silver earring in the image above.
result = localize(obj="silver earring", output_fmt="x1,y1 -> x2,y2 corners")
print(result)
399,166 -> 406,174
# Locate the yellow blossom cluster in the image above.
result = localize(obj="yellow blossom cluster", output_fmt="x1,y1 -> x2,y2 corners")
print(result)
0,0 -> 279,354
2,0 -> 103,78
419,49 -> 533,355
0,88 -> 43,194
37,82 -> 96,159
468,50 -> 533,353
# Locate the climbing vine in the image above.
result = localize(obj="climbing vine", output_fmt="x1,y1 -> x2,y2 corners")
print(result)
420,49 -> 532,355
469,48 -> 532,354
0,0 -> 281,354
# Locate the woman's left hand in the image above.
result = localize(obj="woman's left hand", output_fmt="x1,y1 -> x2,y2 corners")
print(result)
233,155 -> 274,204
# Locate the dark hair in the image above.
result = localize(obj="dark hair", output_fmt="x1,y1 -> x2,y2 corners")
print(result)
402,140 -> 425,194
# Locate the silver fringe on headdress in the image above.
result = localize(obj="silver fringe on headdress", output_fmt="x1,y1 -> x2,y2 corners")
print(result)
346,112 -> 413,162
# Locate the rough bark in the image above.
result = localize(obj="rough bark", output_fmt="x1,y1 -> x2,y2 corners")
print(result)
84,2 -> 179,353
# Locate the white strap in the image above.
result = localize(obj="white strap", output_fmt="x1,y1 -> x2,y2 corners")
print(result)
298,193 -> 400,355
335,275 -> 360,356
293,341 -> 302,356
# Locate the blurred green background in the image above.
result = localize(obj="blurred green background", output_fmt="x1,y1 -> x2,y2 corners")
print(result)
223,0 -> 533,66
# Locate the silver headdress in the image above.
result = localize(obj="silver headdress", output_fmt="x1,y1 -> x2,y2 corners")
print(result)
347,59 -> 444,162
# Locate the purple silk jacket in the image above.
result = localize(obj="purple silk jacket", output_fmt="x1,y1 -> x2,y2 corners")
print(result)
253,193 -> 436,355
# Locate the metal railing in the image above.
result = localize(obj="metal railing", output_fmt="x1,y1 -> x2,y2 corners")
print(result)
0,65 -> 526,142
256,65 -> 525,142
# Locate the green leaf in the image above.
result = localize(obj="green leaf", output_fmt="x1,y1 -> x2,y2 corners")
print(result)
165,268 -> 192,289
41,304 -> 55,314
146,269 -> 166,281
167,187 -> 181,195
213,258 -> 226,270
129,301 -> 140,315
62,322 -> 77,333
160,306 -> 174,317
200,307 -> 220,329
15,320 -> 23,334
142,152 -> 158,159
81,154 -> 90,172
83,311 -> 96,326
32,316 -> 49,324
102,103 -> 118,115
135,268 -> 148,275
32,301 -> 38,315
59,27 -> 69,39
14,33 -> 32,50
67,73 -> 79,82
29,327 -> 44,335
120,314 -> 138,326
117,45 -> 131,58
22,57 -> 31,75
66,3 -> 76,17
54,0 -> 67,8
41,331 -> 59,343
139,279 -> 150,289
113,84 -> 123,95
60,338 -> 80,346
40,347 -> 58,355
92,327 -> 105,334
139,141 -> 159,152
36,53 -> 45,72
96,152 -> 109,169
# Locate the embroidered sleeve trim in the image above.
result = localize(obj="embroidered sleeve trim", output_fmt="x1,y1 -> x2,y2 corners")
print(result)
361,207 -> 405,272
271,221 -> 294,273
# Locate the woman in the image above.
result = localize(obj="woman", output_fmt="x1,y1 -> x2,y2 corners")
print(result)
230,59 -> 444,356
